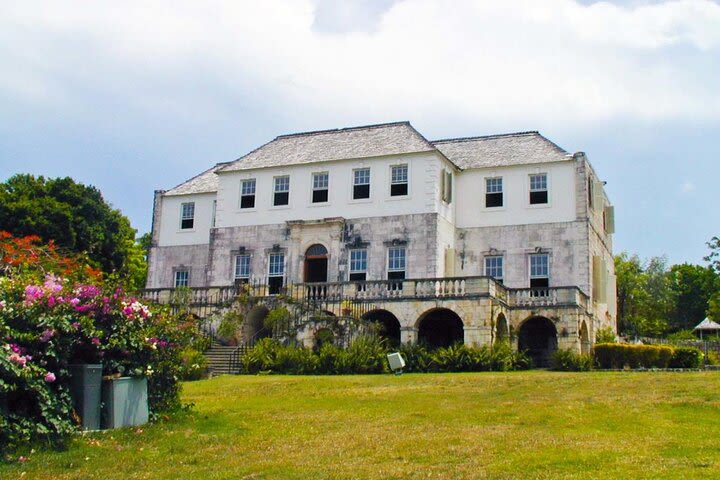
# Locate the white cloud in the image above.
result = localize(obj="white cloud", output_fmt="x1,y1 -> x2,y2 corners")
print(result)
0,0 -> 718,130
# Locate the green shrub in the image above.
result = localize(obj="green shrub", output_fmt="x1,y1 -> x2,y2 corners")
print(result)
669,346 -> 703,368
550,349 -> 593,371
217,311 -> 243,345
430,343 -> 475,372
398,344 -> 432,372
666,329 -> 698,342
343,336 -> 388,374
595,327 -> 617,344
178,347 -> 208,380
593,343 -> 674,369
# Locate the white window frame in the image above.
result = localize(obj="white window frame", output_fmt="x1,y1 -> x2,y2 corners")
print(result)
174,270 -> 189,287
388,247 -> 406,273
529,253 -> 550,288
351,167 -> 371,201
484,255 -> 504,283
349,249 -> 368,274
389,164 -> 409,198
269,253 -> 285,277
528,173 -> 549,206
272,175 -> 290,207
234,254 -> 251,280
240,178 -> 257,210
180,202 -> 195,230
311,171 -> 329,204
484,177 -> 504,209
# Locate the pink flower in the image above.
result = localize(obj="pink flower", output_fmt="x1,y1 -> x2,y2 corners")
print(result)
18,455 -> 27,463
9,343 -> 21,354
47,296 -> 56,307
24,285 -> 43,303
69,298 -> 80,306
39,328 -> 55,342
91,337 -> 101,346
71,322 -> 80,330
43,275 -> 64,294
0,300 -> 6,310
8,353 -> 27,367
44,372 -> 56,383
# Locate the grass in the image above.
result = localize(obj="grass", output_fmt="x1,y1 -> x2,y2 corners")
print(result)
4,371 -> 720,479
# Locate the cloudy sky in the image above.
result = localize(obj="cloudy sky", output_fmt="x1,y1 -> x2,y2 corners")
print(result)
1,0 -> 718,265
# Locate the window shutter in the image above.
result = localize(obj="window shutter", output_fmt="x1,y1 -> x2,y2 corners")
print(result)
446,171 -> 453,202
604,206 -> 615,234
593,255 -> 608,304
440,169 -> 446,202
593,181 -> 604,211
444,248 -> 455,276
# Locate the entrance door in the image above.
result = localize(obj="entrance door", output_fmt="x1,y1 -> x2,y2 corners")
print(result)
304,244 -> 328,283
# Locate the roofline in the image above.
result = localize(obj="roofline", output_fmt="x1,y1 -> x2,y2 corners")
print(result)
430,130 -> 541,144
274,121 -> 412,140
162,161 -> 230,195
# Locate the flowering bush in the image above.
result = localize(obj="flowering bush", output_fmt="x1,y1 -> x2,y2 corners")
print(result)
0,232 -> 204,453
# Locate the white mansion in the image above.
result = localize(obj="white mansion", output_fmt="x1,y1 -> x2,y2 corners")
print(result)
146,121 -> 616,365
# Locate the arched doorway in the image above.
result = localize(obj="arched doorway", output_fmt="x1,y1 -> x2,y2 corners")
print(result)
495,313 -> 509,344
362,309 -> 401,347
304,244 -> 328,283
518,316 -> 557,367
417,308 -> 464,349
243,305 -> 271,343
580,321 -> 590,354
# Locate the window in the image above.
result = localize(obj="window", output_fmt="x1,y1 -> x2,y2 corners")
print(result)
234,254 -> 251,282
485,178 -> 503,207
530,254 -> 549,288
441,170 -> 453,203
353,168 -> 370,199
390,164 -> 408,196
268,253 -> 284,294
387,247 -> 406,290
349,249 -> 368,281
180,202 -> 195,229
485,177 -> 503,208
529,173 -> 548,204
485,256 -> 503,283
240,179 -> 256,209
312,172 -> 329,203
273,176 -> 289,206
174,270 -> 189,287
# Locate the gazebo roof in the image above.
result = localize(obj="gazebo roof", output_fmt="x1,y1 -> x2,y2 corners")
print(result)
693,318 -> 720,331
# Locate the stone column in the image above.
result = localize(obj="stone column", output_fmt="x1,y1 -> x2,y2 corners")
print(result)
400,327 -> 418,345
464,326 -> 492,347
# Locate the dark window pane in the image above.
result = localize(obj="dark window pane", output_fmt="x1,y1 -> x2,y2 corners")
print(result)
387,270 -> 404,291
181,218 -> 194,229
268,276 -> 284,294
486,192 -> 503,207
349,272 -> 366,281
530,191 -> 548,204
274,192 -> 289,206
353,184 -> 370,199
312,189 -> 328,203
241,195 -> 255,209
530,277 -> 549,288
390,183 -> 408,196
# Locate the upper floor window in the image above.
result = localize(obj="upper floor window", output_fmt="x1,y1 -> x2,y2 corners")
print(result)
240,179 -> 256,209
484,256 -> 503,283
234,254 -> 251,281
390,164 -> 408,197
180,202 -> 195,229
174,270 -> 189,287
349,249 -> 368,281
312,172 -> 329,203
353,168 -> 370,199
485,177 -> 503,208
268,253 -> 285,294
273,176 -> 290,206
529,173 -> 548,204
529,254 -> 549,288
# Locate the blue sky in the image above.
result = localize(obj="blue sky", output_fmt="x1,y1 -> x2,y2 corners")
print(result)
1,0 -> 718,265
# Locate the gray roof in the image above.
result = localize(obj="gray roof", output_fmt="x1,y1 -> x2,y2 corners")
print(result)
164,163 -> 228,196
694,318 -> 720,331
219,121 -> 436,172
431,131 -> 572,170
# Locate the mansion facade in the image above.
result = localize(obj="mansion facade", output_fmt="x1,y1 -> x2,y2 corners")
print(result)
145,122 -> 616,365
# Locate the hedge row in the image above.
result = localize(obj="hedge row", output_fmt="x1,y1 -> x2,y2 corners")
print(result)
592,343 -> 702,370
240,337 -> 532,374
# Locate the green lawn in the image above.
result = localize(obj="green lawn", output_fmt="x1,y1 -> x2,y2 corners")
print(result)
4,372 -> 720,479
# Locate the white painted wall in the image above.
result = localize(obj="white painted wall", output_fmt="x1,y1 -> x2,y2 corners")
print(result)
157,192 -> 216,247
455,161 -> 577,228
214,152 -> 445,228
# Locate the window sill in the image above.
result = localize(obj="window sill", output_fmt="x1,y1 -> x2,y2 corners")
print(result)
236,207 -> 257,213
269,205 -> 291,210
526,203 -> 551,209
348,197 -> 372,204
483,206 -> 506,212
387,194 -> 411,202
177,229 -> 196,233
308,201 -> 330,208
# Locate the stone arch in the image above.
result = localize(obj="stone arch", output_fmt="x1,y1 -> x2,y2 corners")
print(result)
579,320 -> 590,355
313,327 -> 335,349
518,316 -> 557,368
304,243 -> 328,283
495,313 -> 509,344
417,308 -> 464,350
362,309 -> 401,347
243,305 -> 271,343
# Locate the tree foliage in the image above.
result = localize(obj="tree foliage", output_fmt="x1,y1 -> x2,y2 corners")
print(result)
0,174 -> 147,290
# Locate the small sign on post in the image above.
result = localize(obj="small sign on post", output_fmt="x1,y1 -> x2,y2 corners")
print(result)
387,352 -> 406,375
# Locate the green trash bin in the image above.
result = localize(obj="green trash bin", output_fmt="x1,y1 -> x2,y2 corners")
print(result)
69,364 -> 103,431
